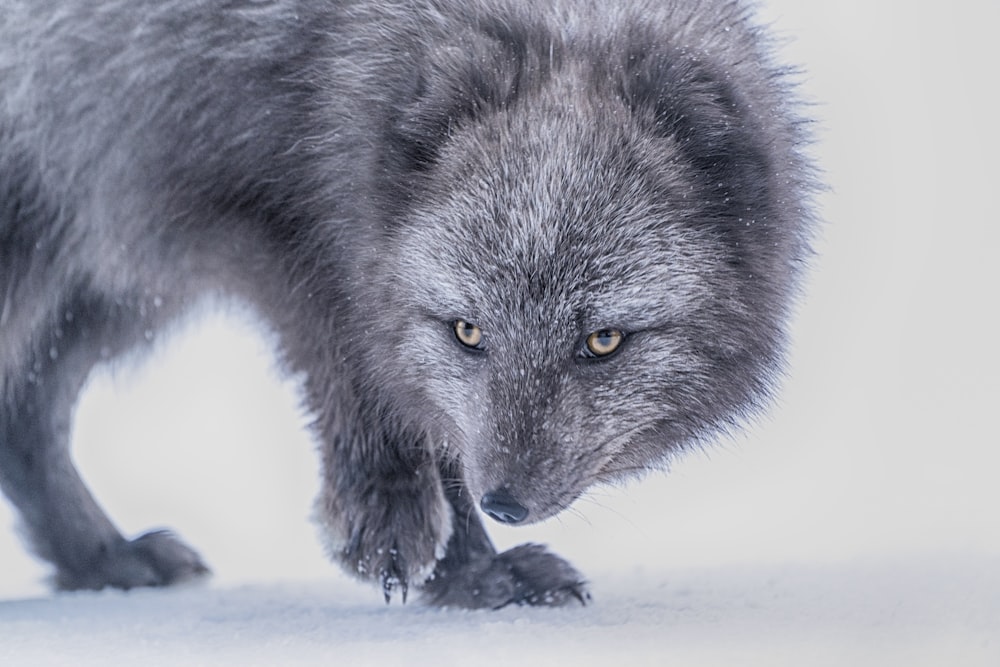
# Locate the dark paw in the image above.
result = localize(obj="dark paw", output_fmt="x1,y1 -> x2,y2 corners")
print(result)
56,530 -> 210,591
322,478 -> 452,605
422,543 -> 590,610
339,524 -> 442,605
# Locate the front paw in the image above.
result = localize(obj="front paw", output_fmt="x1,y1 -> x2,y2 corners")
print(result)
316,481 -> 453,603
422,543 -> 590,610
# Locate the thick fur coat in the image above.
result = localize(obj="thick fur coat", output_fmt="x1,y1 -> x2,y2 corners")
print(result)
0,0 -> 815,608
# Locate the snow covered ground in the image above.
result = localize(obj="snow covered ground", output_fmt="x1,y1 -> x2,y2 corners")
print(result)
2,557 -> 995,666
2,1 -> 998,664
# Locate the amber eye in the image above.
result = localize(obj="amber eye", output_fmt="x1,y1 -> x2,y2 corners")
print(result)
584,329 -> 624,358
453,319 -> 484,349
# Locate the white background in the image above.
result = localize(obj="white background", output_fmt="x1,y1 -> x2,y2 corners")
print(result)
2,1 -> 998,664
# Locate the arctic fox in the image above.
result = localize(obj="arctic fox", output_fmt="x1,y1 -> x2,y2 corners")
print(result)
0,0 -> 815,608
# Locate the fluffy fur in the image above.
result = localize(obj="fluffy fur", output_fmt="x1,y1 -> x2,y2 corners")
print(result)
0,0 -> 815,608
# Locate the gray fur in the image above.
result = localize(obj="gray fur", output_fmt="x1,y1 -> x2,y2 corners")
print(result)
0,0 -> 815,608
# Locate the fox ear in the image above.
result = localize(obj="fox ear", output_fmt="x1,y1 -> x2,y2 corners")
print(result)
619,48 -> 770,213
391,35 -> 520,171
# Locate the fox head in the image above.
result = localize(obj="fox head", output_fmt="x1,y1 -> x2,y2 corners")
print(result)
358,11 -> 812,523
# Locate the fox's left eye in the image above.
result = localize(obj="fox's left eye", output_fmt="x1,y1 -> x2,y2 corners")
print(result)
582,329 -> 624,358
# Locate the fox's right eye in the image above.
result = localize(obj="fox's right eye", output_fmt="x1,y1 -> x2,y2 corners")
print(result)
453,319 -> 484,350
582,329 -> 625,359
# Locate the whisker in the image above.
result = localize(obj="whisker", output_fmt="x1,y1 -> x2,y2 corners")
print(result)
561,504 -> 592,527
573,493 -> 638,530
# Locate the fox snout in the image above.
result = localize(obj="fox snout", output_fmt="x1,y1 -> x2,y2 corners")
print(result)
480,486 -> 530,525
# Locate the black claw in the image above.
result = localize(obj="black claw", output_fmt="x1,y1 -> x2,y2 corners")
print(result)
380,566 -> 409,605
571,586 -> 591,606
381,572 -> 393,604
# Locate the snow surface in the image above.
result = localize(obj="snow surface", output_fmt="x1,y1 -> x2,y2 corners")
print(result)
2,558 -> 995,667
2,1 -> 999,664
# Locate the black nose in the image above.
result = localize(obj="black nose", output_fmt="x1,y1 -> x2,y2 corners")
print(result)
480,487 -> 529,524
